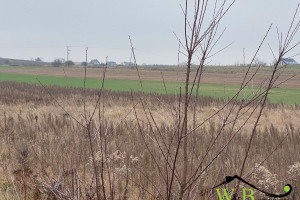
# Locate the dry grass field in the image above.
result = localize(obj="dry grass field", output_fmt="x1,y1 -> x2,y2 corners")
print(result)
0,81 -> 299,199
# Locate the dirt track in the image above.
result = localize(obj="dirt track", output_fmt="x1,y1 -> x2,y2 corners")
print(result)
0,66 -> 299,88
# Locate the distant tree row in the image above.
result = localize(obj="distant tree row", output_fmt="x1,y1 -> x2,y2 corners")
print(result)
35,57 -> 42,62
51,59 -> 74,67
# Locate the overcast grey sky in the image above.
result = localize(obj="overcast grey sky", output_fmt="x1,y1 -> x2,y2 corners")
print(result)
0,0 -> 299,65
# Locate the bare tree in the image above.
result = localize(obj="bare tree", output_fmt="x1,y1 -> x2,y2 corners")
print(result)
253,58 -> 267,66
35,57 -> 42,62
52,58 -> 65,67
128,1 -> 300,199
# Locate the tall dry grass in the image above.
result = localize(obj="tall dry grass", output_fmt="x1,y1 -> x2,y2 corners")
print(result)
0,82 -> 299,199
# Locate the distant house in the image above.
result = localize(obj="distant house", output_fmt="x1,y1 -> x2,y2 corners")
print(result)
88,59 -> 101,67
120,62 -> 134,66
107,61 -> 117,66
279,58 -> 298,65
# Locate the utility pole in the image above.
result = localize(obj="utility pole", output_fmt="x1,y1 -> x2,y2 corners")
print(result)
66,46 -> 71,67
243,48 -> 246,74
243,48 -> 245,66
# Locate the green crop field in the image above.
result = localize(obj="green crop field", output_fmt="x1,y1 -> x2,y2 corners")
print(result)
0,72 -> 299,105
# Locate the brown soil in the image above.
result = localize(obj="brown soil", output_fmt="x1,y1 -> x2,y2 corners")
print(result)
0,66 -> 299,88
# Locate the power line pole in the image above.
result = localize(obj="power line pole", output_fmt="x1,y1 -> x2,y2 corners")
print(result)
66,46 -> 71,67
243,48 -> 246,66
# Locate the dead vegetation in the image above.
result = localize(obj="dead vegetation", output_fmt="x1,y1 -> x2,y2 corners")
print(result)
0,82 -> 299,199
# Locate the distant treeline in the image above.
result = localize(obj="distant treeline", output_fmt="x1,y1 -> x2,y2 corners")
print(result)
0,57 -> 50,66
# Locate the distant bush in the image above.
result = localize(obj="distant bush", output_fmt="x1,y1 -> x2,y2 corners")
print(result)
65,60 -> 74,66
51,58 -> 65,67
35,57 -> 42,62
